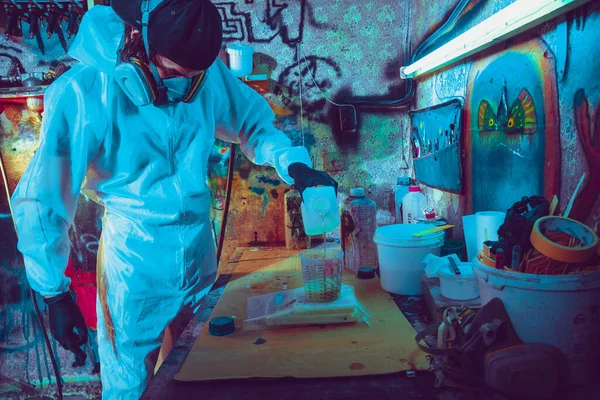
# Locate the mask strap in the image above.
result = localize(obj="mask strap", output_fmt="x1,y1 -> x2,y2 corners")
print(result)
183,72 -> 206,103
141,0 -> 168,104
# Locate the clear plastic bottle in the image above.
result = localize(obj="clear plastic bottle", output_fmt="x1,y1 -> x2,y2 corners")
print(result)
301,186 -> 340,236
341,188 -> 378,274
402,186 -> 427,224
394,177 -> 411,223
285,189 -> 311,249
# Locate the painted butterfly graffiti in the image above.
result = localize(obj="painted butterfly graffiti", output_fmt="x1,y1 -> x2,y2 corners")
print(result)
478,88 -> 537,135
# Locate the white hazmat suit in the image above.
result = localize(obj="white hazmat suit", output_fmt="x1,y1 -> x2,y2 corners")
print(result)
10,5 -> 311,399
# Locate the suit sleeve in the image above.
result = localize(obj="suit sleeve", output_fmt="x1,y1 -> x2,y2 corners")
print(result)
212,59 -> 312,184
10,72 -> 105,296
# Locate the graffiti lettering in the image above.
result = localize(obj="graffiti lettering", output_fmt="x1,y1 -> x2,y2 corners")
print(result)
215,1 -> 331,47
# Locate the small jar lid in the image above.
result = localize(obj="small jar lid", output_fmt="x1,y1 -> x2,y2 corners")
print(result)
226,43 -> 254,55
209,316 -> 235,336
350,188 -> 365,197
357,267 -> 376,279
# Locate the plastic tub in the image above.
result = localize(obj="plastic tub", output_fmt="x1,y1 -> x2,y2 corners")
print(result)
374,224 -> 445,295
472,258 -> 600,385
438,262 -> 479,300
299,249 -> 344,302
226,43 -> 254,77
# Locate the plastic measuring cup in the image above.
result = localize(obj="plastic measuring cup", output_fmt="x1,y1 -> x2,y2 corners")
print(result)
299,249 -> 344,302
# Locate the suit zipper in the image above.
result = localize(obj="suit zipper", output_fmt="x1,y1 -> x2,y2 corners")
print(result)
166,109 -> 175,175
167,109 -> 186,287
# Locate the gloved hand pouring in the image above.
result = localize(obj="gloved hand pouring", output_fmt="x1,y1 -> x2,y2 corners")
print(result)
288,162 -> 339,199
9,0 -> 337,398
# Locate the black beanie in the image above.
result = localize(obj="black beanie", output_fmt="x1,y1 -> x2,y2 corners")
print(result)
112,0 -> 223,71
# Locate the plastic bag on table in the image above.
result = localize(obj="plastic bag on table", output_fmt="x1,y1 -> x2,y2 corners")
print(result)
243,284 -> 371,331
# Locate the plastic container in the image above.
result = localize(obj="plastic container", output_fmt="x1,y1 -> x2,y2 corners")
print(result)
374,224 -> 445,295
472,258 -> 600,386
299,249 -> 344,302
300,186 -> 340,236
225,43 -> 254,77
394,177 -> 411,223
438,262 -> 479,300
284,190 -> 311,250
402,186 -> 427,224
341,188 -> 378,274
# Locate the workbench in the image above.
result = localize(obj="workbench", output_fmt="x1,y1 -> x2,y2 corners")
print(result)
141,247 -> 598,400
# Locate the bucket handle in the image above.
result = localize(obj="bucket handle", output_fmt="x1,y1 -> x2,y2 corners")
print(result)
477,271 -> 507,291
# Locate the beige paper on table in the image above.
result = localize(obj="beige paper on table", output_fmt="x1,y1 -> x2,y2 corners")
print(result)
175,249 -> 429,381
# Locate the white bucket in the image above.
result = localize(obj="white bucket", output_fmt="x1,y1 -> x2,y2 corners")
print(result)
226,44 -> 254,77
472,258 -> 600,386
438,262 -> 479,300
374,224 -> 444,295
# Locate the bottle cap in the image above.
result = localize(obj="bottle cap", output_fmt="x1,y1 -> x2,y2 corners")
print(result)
357,267 -> 376,279
209,316 -> 235,336
350,188 -> 365,197
408,186 -> 421,193
423,206 -> 435,220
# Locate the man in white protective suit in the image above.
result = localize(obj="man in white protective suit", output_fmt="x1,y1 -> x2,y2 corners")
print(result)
10,0 -> 337,398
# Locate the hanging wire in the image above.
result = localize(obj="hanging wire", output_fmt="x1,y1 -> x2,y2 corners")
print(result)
297,43 -> 356,115
295,44 -> 305,148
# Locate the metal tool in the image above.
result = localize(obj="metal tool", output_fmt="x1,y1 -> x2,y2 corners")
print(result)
66,0 -> 83,39
45,0 -> 62,39
3,1 -> 22,39
448,257 -> 461,275
511,245 -> 521,271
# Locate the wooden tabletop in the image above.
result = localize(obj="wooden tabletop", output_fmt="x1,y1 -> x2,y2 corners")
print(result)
141,247 -> 444,399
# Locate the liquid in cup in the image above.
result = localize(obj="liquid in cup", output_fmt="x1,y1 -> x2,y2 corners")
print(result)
299,249 -> 344,302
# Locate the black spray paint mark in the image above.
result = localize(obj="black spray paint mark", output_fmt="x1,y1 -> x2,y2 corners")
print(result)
275,55 -> 343,123
258,176 -> 281,186
249,186 -> 266,195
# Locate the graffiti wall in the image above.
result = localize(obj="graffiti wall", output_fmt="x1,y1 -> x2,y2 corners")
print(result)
411,0 -> 600,230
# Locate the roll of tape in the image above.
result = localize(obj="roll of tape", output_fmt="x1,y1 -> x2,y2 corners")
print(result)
530,216 -> 598,263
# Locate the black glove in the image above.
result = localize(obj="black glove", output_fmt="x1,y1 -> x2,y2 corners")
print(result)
288,162 -> 338,198
44,292 -> 88,362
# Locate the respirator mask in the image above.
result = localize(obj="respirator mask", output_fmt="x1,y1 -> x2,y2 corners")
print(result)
113,0 -> 204,107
